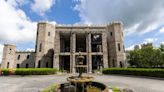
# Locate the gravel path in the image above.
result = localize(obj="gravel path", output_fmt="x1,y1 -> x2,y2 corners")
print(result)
0,74 -> 164,92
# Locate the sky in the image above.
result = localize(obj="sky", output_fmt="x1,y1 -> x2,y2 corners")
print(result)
0,0 -> 164,63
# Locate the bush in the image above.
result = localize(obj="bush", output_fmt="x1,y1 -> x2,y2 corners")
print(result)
15,68 -> 58,75
0,68 -> 57,75
103,68 -> 164,78
2,69 -> 10,75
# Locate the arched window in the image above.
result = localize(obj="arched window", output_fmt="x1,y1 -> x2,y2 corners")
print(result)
27,55 -> 30,59
17,55 -> 20,60
26,63 -> 29,68
7,62 -> 9,68
120,61 -> 123,68
39,43 -> 42,52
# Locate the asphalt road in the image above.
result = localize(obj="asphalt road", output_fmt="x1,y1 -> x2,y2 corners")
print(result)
0,74 -> 164,92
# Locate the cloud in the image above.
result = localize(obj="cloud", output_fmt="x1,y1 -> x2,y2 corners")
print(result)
159,27 -> 164,33
0,0 -> 37,63
125,45 -> 135,51
144,38 -> 158,43
31,0 -> 56,16
74,0 -> 164,36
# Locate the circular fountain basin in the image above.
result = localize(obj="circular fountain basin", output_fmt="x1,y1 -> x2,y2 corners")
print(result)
67,76 -> 94,83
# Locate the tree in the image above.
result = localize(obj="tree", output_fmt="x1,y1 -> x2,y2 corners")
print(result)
128,46 -> 164,68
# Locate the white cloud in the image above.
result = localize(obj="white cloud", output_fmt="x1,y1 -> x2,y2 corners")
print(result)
31,0 -> 56,16
144,38 -> 158,43
125,45 -> 135,51
0,0 -> 37,63
26,48 -> 35,52
74,0 -> 164,36
159,27 -> 164,33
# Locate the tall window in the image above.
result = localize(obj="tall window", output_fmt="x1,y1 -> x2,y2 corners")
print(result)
27,55 -> 30,59
17,64 -> 20,68
26,63 -> 29,68
48,32 -> 50,36
46,62 -> 48,68
118,43 -> 121,51
7,62 -> 9,68
38,60 -> 41,68
110,32 -> 113,36
112,59 -> 115,67
39,43 -> 42,52
17,55 -> 20,60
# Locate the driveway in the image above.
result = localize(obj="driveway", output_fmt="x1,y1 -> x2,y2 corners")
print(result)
0,74 -> 164,92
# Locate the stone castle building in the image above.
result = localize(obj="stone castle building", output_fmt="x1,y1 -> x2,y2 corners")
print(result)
1,21 -> 125,73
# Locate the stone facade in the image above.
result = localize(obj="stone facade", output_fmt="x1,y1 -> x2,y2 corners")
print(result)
1,21 -> 125,73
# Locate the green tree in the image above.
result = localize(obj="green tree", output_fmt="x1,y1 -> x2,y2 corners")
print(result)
128,46 -> 164,68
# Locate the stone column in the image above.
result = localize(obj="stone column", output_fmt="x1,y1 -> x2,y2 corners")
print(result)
70,33 -> 76,73
102,32 -> 108,68
53,32 -> 60,69
87,33 -> 92,73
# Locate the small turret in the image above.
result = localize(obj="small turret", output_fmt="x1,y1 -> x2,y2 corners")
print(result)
1,44 -> 16,68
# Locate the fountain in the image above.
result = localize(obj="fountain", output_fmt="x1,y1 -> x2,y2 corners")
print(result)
56,52 -> 108,92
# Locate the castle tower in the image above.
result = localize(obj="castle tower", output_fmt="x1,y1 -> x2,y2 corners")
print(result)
35,22 -> 55,68
107,21 -> 125,67
1,44 -> 16,68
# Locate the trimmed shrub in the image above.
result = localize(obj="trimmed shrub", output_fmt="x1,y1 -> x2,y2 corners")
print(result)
15,68 -> 58,75
2,69 -> 10,75
103,68 -> 164,78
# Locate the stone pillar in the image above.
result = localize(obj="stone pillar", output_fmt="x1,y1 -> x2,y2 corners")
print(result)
53,32 -> 60,69
87,33 -> 92,73
102,32 -> 108,68
70,33 -> 76,73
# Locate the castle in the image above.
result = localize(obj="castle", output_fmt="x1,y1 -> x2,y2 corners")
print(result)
1,21 -> 125,73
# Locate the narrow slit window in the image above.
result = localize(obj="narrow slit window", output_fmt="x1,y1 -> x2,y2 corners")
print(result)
17,55 -> 20,60
39,43 -> 42,52
118,43 -> 121,51
48,32 -> 50,36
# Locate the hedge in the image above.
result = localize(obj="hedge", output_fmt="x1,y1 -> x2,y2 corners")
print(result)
0,68 -> 58,75
103,68 -> 164,78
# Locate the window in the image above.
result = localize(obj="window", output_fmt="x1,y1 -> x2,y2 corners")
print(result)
120,61 -> 123,67
118,43 -> 121,51
112,59 -> 115,67
110,32 -> 112,36
27,55 -> 30,59
7,62 -> 9,68
39,43 -> 42,52
48,32 -> 50,36
17,55 -> 20,60
26,63 -> 29,68
38,60 -> 41,68
46,62 -> 48,68
17,64 -> 20,68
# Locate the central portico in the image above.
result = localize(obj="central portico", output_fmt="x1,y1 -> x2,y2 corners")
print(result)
54,26 -> 108,73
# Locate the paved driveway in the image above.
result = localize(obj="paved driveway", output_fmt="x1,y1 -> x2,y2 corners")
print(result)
0,74 -> 164,92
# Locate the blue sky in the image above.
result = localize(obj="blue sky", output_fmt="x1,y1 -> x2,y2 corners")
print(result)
0,0 -> 164,62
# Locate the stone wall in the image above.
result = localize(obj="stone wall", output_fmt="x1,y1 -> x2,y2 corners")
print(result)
15,52 -> 35,68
